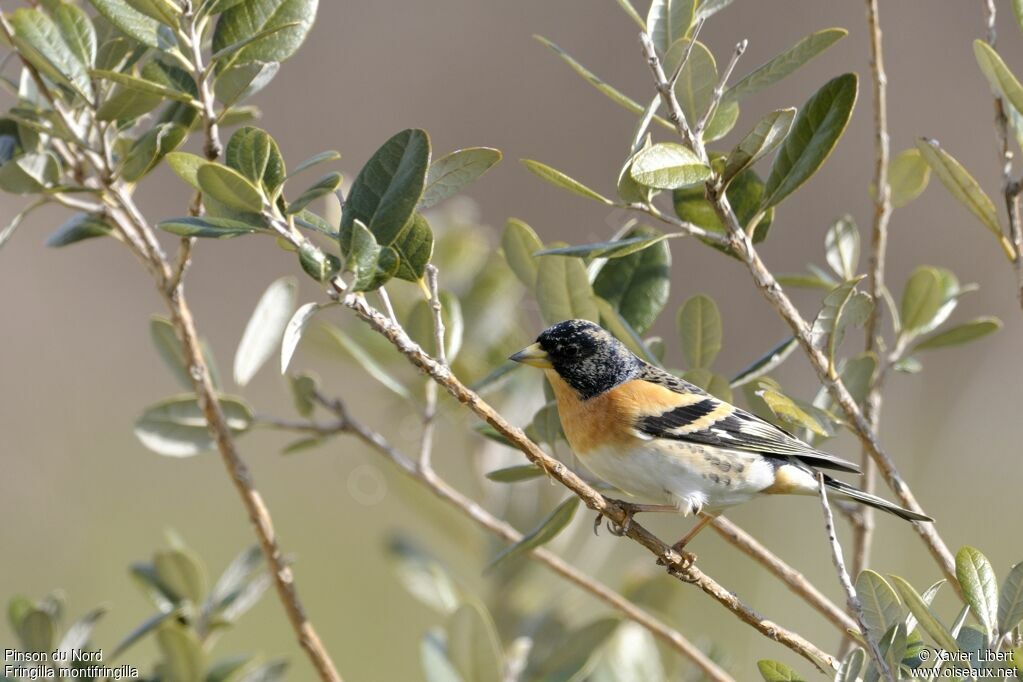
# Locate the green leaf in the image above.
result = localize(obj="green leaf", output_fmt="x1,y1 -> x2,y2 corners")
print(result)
900,266 -> 945,335
154,548 -> 207,604
758,386 -> 827,436
592,622 -> 665,682
392,212 -> 434,282
159,215 -> 261,238
125,0 -> 180,24
913,317 -> 1001,351
856,570 -> 903,643
726,28 -> 848,102
663,38 -> 715,125
762,74 -> 858,209
286,171 -> 342,214
165,151 -> 205,190
46,213 -> 114,247
17,609 -> 55,652
234,277 -> 297,386
522,158 -> 612,203
723,108 -> 795,185
156,623 -> 207,682
10,8 -> 94,99
387,536 -> 461,615
809,276 -> 865,372
122,123 -> 188,182
134,395 -> 253,457
533,617 -> 620,681
212,0 -> 318,66
756,659 -> 806,681
730,337 -> 797,388
235,660 -> 287,682
536,251 -> 599,325
485,464 -> 545,483
502,218 -> 542,288
629,142 -> 710,189
999,562 -> 1023,635
647,0 -> 696,53
206,656 -> 255,682
487,497 -> 579,569
287,149 -> 341,179
214,60 -> 280,107
836,352 -> 877,407
197,163 -> 266,213
536,234 -> 672,259
889,574 -> 959,653
888,148 -> 930,209
916,138 -> 1015,259
322,324 -> 411,399
673,164 -> 774,246
344,219 -> 385,291
420,630 -> 461,682
975,40 -> 1023,121
956,546 -> 999,640
420,147 -> 502,209
677,294 -> 722,369
593,226 -> 670,334
825,215 -> 859,280
836,648 -> 865,682
57,607 -> 106,656
446,603 -> 503,682
0,152 -> 59,194
96,81 -> 164,121
281,302 -> 323,372
340,129 -> 431,252
286,373 -> 318,418
150,315 -> 193,389
93,68 -> 194,103
55,4 -> 97,69
225,126 -> 286,195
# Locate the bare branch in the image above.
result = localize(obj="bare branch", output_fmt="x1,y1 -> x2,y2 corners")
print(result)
855,0 -> 893,585
668,18 -> 704,87
419,264 -> 447,471
817,474 -> 893,682
710,517 -> 858,634
330,279 -> 838,672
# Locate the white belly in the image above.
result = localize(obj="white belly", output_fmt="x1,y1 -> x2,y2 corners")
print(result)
577,440 -> 776,515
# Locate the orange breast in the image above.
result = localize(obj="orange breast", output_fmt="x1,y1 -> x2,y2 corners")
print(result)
545,372 -> 700,455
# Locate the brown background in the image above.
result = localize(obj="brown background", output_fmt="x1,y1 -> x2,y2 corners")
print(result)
2,1 -> 1021,679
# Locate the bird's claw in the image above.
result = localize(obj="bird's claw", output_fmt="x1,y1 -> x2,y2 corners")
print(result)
658,550 -> 698,581
593,500 -> 638,537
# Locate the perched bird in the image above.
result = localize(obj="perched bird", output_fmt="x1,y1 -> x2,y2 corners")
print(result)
509,319 -> 931,551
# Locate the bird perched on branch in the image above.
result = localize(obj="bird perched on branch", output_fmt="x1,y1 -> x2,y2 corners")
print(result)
510,319 -> 931,554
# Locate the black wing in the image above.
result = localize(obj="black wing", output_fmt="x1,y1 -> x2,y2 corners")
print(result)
635,365 -> 861,474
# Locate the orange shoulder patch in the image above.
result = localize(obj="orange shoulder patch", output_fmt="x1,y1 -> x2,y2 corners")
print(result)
545,374 -> 701,454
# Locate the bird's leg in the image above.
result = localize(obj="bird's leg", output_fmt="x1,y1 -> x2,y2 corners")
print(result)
593,500 -> 678,537
668,513 -> 715,562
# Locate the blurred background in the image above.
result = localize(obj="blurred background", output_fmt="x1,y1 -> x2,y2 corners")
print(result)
2,1 -> 1022,679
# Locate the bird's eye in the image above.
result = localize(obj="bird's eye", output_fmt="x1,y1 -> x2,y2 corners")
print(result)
561,345 -> 580,358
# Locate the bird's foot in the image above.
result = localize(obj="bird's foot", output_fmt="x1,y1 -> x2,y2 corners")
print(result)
593,499 -> 644,537
658,547 -> 698,581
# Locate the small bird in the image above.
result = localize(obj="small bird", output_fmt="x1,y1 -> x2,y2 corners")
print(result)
510,319 -> 931,552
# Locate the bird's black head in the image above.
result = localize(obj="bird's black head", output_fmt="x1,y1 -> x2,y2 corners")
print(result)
509,320 -> 642,399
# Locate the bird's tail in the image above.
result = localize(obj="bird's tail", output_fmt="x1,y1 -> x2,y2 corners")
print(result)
823,475 -> 933,523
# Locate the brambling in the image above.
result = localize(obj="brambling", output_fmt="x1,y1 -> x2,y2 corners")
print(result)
510,320 -> 931,551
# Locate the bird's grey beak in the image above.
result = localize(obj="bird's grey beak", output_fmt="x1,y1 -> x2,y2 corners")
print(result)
509,343 -> 552,369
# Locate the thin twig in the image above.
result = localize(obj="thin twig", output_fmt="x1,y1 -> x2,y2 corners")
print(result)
418,264 -> 447,471
329,278 -> 838,672
855,0 -> 892,585
668,18 -> 704,86
817,474 -> 893,682
300,397 -> 734,682
983,0 -> 1023,310
710,517 -> 858,634
696,40 -> 747,135
637,31 -> 958,591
